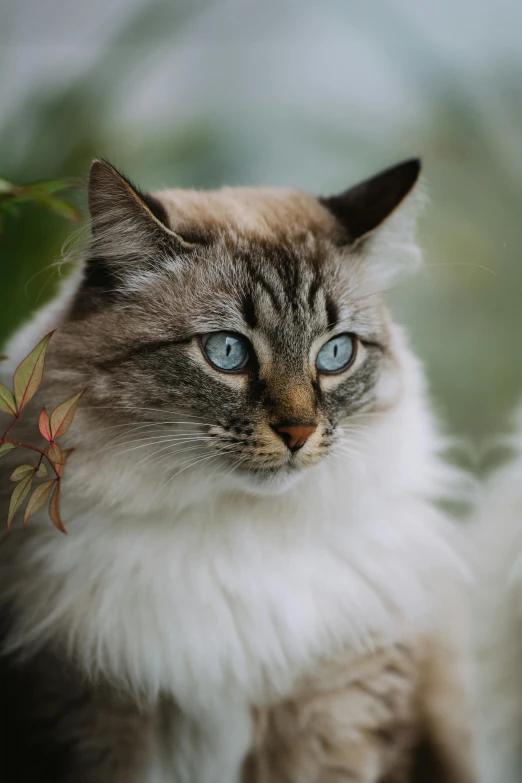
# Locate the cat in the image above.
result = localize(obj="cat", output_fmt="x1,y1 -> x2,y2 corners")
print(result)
0,158 -> 476,782
474,408 -> 522,783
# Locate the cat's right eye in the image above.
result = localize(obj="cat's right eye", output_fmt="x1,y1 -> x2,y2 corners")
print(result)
200,331 -> 252,372
316,333 -> 355,374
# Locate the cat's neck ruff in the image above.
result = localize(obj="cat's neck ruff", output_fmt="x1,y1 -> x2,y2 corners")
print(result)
3,371 -> 465,714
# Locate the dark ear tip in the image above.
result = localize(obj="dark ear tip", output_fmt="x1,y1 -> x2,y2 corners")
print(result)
401,157 -> 422,181
87,159 -> 129,216
89,158 -> 107,172
89,158 -> 118,182
320,157 -> 423,242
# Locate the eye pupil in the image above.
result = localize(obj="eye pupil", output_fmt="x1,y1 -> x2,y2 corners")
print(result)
316,334 -> 354,374
203,332 -> 250,372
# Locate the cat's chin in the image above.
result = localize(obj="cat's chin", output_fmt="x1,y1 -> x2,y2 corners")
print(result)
223,464 -> 307,497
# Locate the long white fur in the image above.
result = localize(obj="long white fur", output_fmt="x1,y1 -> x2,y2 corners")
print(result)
474,409 -> 522,783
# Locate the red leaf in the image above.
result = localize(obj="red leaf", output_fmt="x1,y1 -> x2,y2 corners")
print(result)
0,383 -> 16,415
38,408 -> 52,441
49,390 -> 85,440
54,448 -> 73,478
7,474 -> 34,529
46,441 -> 63,466
23,479 -> 57,526
0,443 -> 15,458
13,331 -> 55,413
10,464 -> 36,482
49,482 -> 66,533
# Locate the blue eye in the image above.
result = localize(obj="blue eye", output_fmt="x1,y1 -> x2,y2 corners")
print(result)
316,334 -> 355,374
202,332 -> 251,372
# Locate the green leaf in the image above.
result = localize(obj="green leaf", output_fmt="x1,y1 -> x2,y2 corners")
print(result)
0,443 -> 15,458
13,331 -> 54,413
21,178 -> 79,196
0,383 -> 16,415
23,480 -> 57,526
49,390 -> 85,440
43,196 -> 82,223
38,408 -> 52,441
10,464 -> 36,482
49,482 -> 66,533
1,200 -> 21,217
7,474 -> 34,529
36,462 -> 48,477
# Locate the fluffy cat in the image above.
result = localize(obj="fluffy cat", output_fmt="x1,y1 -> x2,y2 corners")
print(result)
0,158 -> 475,782
474,409 -> 522,783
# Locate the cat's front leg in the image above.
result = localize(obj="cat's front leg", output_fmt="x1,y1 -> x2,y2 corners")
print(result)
242,734 -> 408,783
242,646 -> 418,783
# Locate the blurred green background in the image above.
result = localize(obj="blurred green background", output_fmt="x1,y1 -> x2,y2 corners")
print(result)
1,0 -> 521,447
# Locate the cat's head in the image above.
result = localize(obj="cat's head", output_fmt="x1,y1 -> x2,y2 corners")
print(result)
44,158 -> 423,500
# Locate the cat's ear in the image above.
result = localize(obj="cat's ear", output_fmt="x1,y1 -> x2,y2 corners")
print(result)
321,159 -> 424,288
88,159 -> 171,233
320,158 -> 421,243
86,159 -> 192,277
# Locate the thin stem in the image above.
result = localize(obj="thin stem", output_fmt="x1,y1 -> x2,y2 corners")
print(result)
2,439 -> 60,479
1,412 -> 20,441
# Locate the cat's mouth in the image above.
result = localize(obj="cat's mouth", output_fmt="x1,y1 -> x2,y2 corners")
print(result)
205,422 -> 334,471
215,439 -> 330,482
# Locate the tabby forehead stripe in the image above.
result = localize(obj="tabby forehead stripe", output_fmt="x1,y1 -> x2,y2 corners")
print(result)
325,295 -> 340,329
307,275 -> 321,310
241,292 -> 258,329
248,268 -> 283,314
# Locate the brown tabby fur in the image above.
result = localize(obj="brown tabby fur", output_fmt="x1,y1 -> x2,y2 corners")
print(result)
243,633 -> 474,783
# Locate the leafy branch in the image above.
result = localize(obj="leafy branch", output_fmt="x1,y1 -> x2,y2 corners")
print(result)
0,177 -> 81,234
0,333 -> 84,532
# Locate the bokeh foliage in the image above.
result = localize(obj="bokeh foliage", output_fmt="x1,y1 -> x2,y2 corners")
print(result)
1,0 -> 521,448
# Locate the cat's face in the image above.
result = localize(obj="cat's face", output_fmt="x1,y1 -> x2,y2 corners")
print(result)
52,159 -> 420,496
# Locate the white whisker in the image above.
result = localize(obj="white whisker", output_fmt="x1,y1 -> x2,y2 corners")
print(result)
109,437 -> 215,460
88,420 -> 209,438
101,433 -> 210,453
153,445 -> 241,501
137,443 -> 207,470
81,405 -> 210,421
128,441 -> 213,475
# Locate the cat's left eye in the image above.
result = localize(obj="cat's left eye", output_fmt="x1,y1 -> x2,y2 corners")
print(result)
316,334 -> 356,374
201,331 -> 251,372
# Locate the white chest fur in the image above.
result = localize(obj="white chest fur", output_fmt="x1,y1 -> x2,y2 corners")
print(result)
9,470 -> 458,716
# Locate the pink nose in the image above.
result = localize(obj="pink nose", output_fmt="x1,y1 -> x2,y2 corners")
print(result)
273,424 -> 317,452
